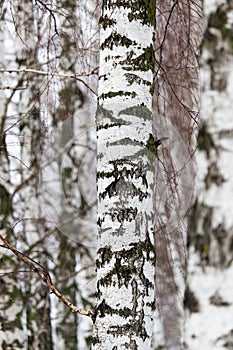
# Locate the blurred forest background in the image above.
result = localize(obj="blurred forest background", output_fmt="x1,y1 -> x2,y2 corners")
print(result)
0,0 -> 233,349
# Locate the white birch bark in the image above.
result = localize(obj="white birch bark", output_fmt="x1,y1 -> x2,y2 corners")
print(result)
0,3 -> 33,348
1,0 -> 99,348
4,2 -> 54,347
93,2 -> 156,349
185,1 -> 233,349
40,1 -> 99,348
45,1 -> 96,348
0,1 -> 99,348
0,16 -> 24,350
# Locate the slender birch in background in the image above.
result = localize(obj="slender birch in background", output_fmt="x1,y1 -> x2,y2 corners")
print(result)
0,1 -> 98,348
42,1 -> 98,347
0,2 -> 53,347
0,8 -> 26,348
93,1 -> 156,349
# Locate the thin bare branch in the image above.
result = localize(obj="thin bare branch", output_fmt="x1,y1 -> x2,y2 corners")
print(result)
0,68 -> 98,95
35,0 -> 59,36
0,233 -> 95,319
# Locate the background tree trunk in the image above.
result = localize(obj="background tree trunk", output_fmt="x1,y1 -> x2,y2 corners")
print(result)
93,1 -> 156,349
153,1 -> 202,349
185,1 -> 233,348
0,1 -> 99,348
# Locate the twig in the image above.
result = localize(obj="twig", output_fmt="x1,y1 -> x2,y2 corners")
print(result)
35,0 -> 59,36
0,68 -> 98,95
0,233 -> 95,319
0,67 -> 98,78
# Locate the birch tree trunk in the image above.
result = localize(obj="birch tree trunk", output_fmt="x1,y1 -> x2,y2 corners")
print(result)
0,1 -> 98,348
0,7 -> 26,348
93,1 -> 156,349
0,2 -> 54,347
186,1 -> 233,348
42,1 -> 97,348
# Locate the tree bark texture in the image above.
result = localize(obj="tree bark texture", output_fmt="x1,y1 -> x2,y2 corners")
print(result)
153,1 -> 202,349
186,1 -> 233,348
93,1 -> 156,349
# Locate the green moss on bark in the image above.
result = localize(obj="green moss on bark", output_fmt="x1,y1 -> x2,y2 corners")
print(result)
197,122 -> 215,158
100,90 -> 136,100
101,32 -> 137,50
120,44 -> 155,73
120,105 -> 152,120
100,14 -> 117,29
102,0 -> 156,27
208,4 -> 233,53
96,233 -> 155,290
